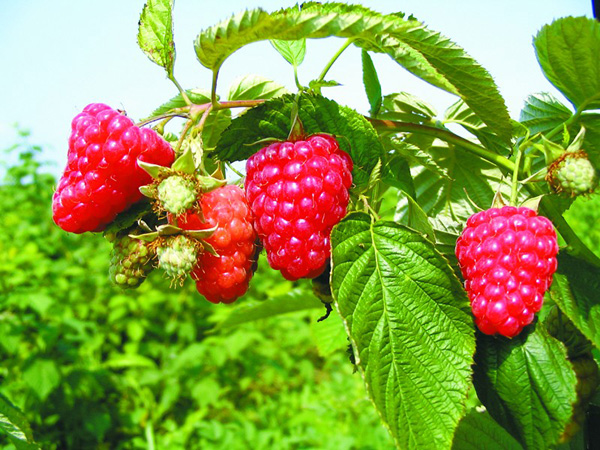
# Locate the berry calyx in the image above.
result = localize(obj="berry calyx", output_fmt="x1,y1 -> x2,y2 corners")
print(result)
52,103 -> 174,233
547,151 -> 598,197
156,235 -> 199,282
178,185 -> 258,304
156,175 -> 198,215
455,205 -> 559,338
106,228 -> 156,289
245,134 -> 353,280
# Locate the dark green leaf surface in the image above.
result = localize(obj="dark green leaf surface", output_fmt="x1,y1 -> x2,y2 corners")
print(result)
473,324 -> 577,449
378,92 -> 437,124
137,0 -> 175,75
534,17 -> 600,110
550,252 -> 600,349
215,94 -> 384,187
331,213 -> 475,449
361,50 -> 382,116
195,2 -> 512,142
452,409 -> 523,450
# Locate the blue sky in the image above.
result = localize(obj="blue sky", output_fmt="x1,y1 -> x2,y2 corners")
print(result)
0,0 -> 593,175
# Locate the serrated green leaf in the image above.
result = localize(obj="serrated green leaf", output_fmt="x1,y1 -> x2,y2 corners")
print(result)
148,89 -> 212,119
396,190 -> 436,242
452,409 -> 523,450
137,0 -> 175,75
361,50 -> 382,116
380,153 -> 416,198
307,79 -> 341,90
202,109 -> 232,152
580,113 -> 600,166
534,17 -> 600,110
331,212 -> 475,450
0,394 -> 39,450
519,93 -> 573,135
22,359 -> 61,401
194,3 -> 511,142
445,99 -> 511,154
378,92 -> 437,124
270,38 -> 306,66
473,324 -> 578,449
227,74 -> 288,101
549,252 -> 600,349
215,93 -> 384,187
214,289 -> 323,331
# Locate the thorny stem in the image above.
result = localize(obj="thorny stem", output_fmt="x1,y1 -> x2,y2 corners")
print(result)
316,38 -> 353,85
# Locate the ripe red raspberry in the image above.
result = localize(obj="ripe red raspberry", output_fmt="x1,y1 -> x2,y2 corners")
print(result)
52,103 -> 174,233
178,185 -> 258,304
455,206 -> 559,337
244,134 -> 353,280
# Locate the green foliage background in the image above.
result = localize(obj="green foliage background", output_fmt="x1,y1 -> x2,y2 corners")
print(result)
0,137 -> 392,449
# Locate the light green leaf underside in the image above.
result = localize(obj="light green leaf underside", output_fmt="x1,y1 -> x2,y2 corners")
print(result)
473,324 -> 577,449
519,92 -> 572,135
534,16 -> 600,110
195,2 -> 511,142
270,38 -> 306,66
331,212 -> 475,450
137,0 -> 175,75
227,74 -> 289,101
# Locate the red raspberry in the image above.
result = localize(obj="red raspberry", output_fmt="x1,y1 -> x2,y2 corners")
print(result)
52,103 -> 174,233
178,185 -> 258,304
244,134 -> 353,280
455,206 -> 559,337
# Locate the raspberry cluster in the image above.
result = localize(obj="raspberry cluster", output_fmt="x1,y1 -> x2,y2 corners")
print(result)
52,103 -> 174,233
178,185 -> 258,303
245,134 -> 353,280
455,206 -> 559,337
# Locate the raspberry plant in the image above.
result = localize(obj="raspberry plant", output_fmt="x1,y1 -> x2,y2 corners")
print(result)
12,1 -> 594,449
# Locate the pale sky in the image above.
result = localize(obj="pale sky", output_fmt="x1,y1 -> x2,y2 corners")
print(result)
0,0 -> 593,174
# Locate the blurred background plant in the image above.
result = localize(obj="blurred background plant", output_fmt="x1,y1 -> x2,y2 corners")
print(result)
0,130 -> 391,449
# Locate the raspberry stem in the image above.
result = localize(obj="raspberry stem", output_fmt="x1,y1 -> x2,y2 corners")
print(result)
510,143 -> 525,205
314,38 -> 354,92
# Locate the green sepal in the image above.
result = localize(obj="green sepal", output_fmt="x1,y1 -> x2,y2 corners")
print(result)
138,160 -> 172,179
139,184 -> 158,199
183,226 -> 218,241
537,135 -> 566,165
199,240 -> 219,257
520,195 -> 545,212
196,175 -> 227,193
566,127 -> 586,153
171,148 -> 196,174
491,191 -> 507,209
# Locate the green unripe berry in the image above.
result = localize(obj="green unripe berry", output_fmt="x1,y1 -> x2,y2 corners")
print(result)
108,231 -> 155,289
547,151 -> 598,197
157,235 -> 198,281
157,175 -> 197,215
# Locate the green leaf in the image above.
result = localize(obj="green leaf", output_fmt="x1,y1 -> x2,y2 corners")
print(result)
396,190 -> 436,242
215,93 -> 384,187
361,50 -> 382,116
534,17 -> 600,110
380,153 -> 416,198
137,0 -> 175,76
103,354 -> 158,370
214,289 -> 323,331
194,3 -> 512,142
580,113 -> 600,166
445,99 -> 511,155
452,409 -> 523,450
22,358 -> 61,401
310,310 -> 349,357
549,252 -> 600,349
148,89 -> 211,118
331,212 -> 475,449
378,92 -> 437,124
519,93 -> 573,135
227,75 -> 288,101
270,39 -> 306,66
0,394 -> 39,450
473,324 -> 578,449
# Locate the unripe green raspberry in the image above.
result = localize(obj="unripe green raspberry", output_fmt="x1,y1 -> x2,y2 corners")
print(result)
156,235 -> 198,281
157,175 -> 197,215
108,231 -> 155,289
547,151 -> 598,197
